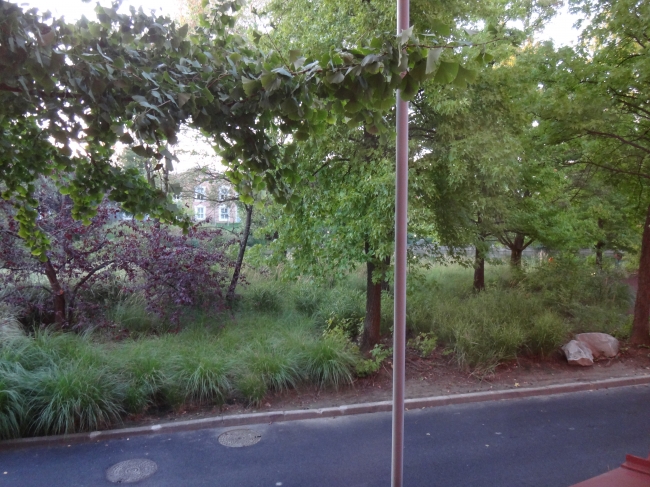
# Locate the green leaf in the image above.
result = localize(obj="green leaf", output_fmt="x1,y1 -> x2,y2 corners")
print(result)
399,26 -> 414,46
273,67 -> 293,78
201,88 -> 214,102
261,72 -> 280,90
177,93 -> 191,107
241,77 -> 262,96
475,52 -> 494,64
452,65 -> 477,87
410,60 -> 427,83
426,48 -> 442,74
119,133 -> 134,144
430,20 -> 451,37
326,71 -> 345,84
399,73 -> 418,101
433,61 -> 459,84
132,145 -> 150,158
289,49 -> 306,69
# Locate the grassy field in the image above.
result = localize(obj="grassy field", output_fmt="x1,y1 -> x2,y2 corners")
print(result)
0,257 -> 632,439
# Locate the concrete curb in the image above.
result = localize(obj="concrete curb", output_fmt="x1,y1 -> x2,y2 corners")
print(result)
3,374 -> 650,451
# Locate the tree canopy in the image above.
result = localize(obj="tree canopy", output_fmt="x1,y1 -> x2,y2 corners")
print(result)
1,0 -> 490,257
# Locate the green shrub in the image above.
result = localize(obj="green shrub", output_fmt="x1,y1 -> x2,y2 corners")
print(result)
314,287 -> 365,334
408,332 -> 438,358
26,361 -> 125,435
323,314 -> 363,341
356,344 -> 392,377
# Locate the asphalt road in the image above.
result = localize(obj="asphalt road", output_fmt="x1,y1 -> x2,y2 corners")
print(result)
2,385 -> 649,487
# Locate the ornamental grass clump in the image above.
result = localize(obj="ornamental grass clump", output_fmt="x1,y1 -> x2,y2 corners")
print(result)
245,284 -> 285,313
292,283 -> 322,316
25,361 -> 125,435
113,339 -> 175,414
237,342 -> 302,393
174,346 -> 231,405
0,361 -> 26,440
526,312 -> 569,357
299,336 -> 358,389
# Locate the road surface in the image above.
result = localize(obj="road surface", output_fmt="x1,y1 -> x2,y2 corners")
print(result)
1,385 -> 649,487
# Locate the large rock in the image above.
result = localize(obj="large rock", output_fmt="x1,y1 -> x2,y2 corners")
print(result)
575,332 -> 619,359
562,340 -> 594,366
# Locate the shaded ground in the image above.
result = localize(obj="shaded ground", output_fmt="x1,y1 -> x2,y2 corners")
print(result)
122,343 -> 650,429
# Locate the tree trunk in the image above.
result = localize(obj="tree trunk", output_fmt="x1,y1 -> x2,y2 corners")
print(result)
473,246 -> 485,292
630,203 -> 650,346
595,242 -> 604,269
381,255 -> 390,292
361,243 -> 381,351
510,233 -> 525,267
43,258 -> 66,327
595,218 -> 605,269
227,205 -> 253,302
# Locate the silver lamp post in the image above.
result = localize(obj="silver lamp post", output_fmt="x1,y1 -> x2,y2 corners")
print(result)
392,0 -> 409,486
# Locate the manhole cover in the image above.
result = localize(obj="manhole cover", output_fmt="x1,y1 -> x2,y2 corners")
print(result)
106,459 -> 158,483
218,429 -> 262,448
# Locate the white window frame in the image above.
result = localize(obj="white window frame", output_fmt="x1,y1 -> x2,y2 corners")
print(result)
218,186 -> 229,201
195,206 -> 205,220
219,205 -> 229,222
195,186 -> 206,200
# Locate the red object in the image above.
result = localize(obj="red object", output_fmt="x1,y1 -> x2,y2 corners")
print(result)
570,454 -> 650,486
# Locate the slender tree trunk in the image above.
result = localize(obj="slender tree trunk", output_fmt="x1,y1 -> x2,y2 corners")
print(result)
473,245 -> 486,292
595,219 -> 605,269
361,242 -> 381,351
595,242 -> 604,269
227,204 -> 253,301
43,258 -> 66,327
510,232 -> 525,267
630,203 -> 650,346
162,163 -> 169,194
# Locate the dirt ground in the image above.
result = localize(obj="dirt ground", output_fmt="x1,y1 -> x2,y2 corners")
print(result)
122,343 -> 650,429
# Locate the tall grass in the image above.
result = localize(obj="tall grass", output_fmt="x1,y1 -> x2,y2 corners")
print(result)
405,260 -> 630,371
26,362 -> 125,435
0,308 -> 359,438
0,361 -> 25,439
0,256 -> 631,438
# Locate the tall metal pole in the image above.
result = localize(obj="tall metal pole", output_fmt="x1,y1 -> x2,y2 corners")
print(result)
392,0 -> 409,486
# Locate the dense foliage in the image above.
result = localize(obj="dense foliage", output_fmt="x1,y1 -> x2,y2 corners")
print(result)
0,181 -> 233,328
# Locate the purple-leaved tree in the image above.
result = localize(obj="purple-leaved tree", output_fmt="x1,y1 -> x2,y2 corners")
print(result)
0,180 -> 234,329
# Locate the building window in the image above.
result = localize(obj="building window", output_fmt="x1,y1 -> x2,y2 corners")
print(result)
195,186 -> 206,200
219,205 -> 229,222
218,186 -> 229,201
195,206 -> 205,220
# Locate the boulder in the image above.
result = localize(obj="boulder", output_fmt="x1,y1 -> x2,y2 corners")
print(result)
575,332 -> 619,359
562,340 -> 594,366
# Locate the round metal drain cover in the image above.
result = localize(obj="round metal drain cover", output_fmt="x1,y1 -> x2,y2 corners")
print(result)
218,429 -> 262,448
106,459 -> 158,483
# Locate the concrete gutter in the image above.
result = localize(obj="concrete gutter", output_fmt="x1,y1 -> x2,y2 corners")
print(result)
2,374 -> 650,451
